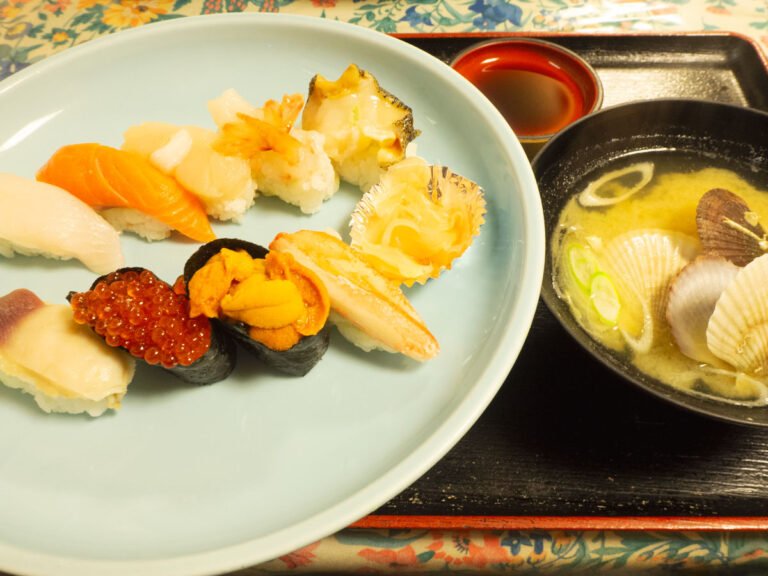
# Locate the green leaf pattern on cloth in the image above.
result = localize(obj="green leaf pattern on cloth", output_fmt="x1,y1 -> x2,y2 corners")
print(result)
248,529 -> 768,572
1,0 -> 768,79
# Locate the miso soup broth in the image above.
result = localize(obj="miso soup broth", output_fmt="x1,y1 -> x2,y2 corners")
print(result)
552,151 -> 768,405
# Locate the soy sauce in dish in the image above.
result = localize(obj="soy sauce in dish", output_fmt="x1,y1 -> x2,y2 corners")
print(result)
454,48 -> 585,137
467,66 -> 582,136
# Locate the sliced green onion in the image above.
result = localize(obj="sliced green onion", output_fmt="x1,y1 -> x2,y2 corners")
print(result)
590,272 -> 620,324
579,162 -> 655,207
568,244 -> 599,292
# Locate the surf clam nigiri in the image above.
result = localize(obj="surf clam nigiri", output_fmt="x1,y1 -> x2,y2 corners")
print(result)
36,143 -> 216,243
349,157 -> 486,286
269,229 -> 439,361
0,173 -> 124,274
183,238 -> 331,376
301,63 -> 420,193
0,289 -> 134,416
68,268 -> 236,385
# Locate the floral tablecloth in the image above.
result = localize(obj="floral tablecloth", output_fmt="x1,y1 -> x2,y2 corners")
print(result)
2,1 -> 768,575
1,0 -> 767,79
247,529 -> 768,574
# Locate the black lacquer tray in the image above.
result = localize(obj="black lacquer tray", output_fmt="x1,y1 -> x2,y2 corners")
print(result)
364,32 -> 768,525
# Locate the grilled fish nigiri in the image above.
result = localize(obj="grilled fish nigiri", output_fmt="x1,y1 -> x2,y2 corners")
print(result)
0,289 -> 135,416
36,143 -> 215,243
0,173 -> 124,274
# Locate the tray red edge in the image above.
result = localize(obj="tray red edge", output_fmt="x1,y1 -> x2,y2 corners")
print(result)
350,515 -> 768,531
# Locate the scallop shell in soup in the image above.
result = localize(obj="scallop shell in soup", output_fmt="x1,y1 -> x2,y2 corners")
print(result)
707,253 -> 768,375
601,229 -> 700,353
696,187 -> 768,266
666,255 -> 740,366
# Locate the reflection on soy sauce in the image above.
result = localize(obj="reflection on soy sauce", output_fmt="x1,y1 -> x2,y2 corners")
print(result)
467,67 -> 583,137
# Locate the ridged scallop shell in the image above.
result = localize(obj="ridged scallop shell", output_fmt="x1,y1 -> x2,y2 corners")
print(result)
601,229 -> 699,353
349,157 -> 486,286
666,256 -> 739,365
696,188 -> 768,266
707,253 -> 768,375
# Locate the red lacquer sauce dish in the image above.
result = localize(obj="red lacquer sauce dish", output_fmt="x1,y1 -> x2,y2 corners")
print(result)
451,39 -> 604,158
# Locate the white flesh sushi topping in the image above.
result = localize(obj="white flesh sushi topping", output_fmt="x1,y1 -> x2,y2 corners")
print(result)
150,128 -> 193,172
208,88 -> 260,127
270,230 -> 439,361
0,173 -> 124,274
301,65 -> 420,193
0,292 -> 134,417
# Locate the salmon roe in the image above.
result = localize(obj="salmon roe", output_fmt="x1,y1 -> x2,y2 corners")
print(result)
69,269 -> 211,369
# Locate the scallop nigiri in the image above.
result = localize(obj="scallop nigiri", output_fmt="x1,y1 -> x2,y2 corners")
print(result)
121,122 -> 256,222
0,173 -> 124,274
36,143 -> 215,243
0,289 -> 135,416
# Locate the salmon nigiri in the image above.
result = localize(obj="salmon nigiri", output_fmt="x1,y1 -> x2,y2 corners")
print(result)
36,143 -> 215,243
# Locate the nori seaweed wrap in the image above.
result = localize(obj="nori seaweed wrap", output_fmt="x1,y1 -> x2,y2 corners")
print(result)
68,267 -> 237,385
183,238 -> 331,377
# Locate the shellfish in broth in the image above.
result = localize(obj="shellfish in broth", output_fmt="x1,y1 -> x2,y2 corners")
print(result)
552,153 -> 768,405
600,229 -> 698,354
696,187 -> 768,266
666,255 -> 739,366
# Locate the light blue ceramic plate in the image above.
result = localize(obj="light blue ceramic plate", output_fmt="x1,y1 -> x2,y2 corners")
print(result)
0,14 -> 543,576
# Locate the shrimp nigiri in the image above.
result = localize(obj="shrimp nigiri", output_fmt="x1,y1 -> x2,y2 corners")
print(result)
36,143 -> 215,243
210,90 -> 339,214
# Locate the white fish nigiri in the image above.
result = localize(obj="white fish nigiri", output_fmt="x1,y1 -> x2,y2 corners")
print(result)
0,173 -> 124,274
0,289 -> 135,416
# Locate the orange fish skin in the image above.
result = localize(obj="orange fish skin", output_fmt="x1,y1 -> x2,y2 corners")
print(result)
37,143 -> 215,243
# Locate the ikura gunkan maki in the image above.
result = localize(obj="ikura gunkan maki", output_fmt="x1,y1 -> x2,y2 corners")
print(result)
68,268 -> 236,385
183,238 -> 331,376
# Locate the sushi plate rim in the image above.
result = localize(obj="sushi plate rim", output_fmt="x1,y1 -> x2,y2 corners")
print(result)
0,13 -> 544,576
